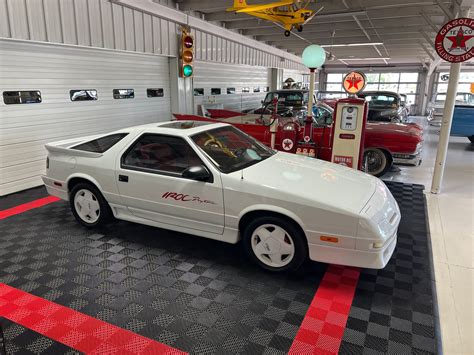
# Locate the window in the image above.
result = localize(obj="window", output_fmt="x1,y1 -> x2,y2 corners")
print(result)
122,134 -> 203,175
192,126 -> 275,173
253,87 -> 260,93
194,88 -> 204,96
242,87 -> 250,93
263,91 -> 308,106
147,88 -> 164,97
113,89 -> 134,99
71,133 -> 128,153
211,88 -> 221,95
3,91 -> 42,104
435,71 -> 474,96
70,89 -> 98,101
227,88 -> 236,94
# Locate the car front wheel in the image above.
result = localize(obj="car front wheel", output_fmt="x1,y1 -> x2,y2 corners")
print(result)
364,148 -> 392,177
70,183 -> 112,228
242,216 -> 307,272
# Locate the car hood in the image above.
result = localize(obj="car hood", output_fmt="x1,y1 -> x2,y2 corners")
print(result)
366,122 -> 423,137
238,152 -> 377,215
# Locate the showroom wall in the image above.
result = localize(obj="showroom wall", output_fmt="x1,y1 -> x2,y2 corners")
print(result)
193,62 -> 271,113
0,40 -> 171,196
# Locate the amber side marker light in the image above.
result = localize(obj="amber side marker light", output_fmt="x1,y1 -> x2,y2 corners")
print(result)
320,236 -> 339,243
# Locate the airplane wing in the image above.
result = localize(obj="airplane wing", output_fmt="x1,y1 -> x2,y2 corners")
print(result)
234,0 -> 295,13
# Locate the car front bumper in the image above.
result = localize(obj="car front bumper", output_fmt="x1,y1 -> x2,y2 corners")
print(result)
307,231 -> 397,269
392,152 -> 422,166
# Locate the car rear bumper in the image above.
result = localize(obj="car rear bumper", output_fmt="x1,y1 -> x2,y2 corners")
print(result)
41,176 -> 69,200
307,232 -> 397,269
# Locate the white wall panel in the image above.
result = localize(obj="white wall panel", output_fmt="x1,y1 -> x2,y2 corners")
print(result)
60,0 -> 77,45
193,61 -> 270,113
0,0 -> 11,38
100,0 -> 114,49
26,0 -> 47,42
7,0 -> 29,40
123,6 -> 135,51
74,0 -> 90,46
160,18 -> 169,55
0,40 -> 172,196
152,16 -> 162,54
112,3 -> 125,50
88,0 -> 103,48
143,13 -> 153,53
134,10 -> 144,52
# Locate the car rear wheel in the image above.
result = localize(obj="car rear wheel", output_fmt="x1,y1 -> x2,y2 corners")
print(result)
469,136 -> 474,143
70,183 -> 112,227
364,148 -> 391,177
242,216 -> 307,272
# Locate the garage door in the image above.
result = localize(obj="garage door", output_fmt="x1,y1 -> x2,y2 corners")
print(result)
0,40 -> 171,196
193,61 -> 271,114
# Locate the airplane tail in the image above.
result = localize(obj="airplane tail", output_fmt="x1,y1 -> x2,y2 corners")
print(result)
229,0 -> 248,10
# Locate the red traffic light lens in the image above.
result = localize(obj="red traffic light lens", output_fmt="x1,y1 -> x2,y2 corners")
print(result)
183,35 -> 193,48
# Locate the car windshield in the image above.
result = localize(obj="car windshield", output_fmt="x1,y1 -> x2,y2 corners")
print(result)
435,93 -> 474,104
192,126 -> 275,173
316,92 -> 347,99
263,92 -> 309,106
362,94 -> 398,108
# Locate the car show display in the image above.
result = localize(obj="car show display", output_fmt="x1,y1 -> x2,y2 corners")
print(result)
41,121 -> 400,271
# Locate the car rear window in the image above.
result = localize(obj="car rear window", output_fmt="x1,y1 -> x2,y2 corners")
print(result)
71,133 -> 128,153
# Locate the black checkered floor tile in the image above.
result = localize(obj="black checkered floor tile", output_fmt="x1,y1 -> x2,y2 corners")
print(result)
0,182 -> 438,354
340,182 -> 438,354
0,317 -> 81,354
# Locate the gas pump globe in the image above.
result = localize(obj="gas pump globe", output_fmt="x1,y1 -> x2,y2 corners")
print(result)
330,71 -> 369,170
298,45 -> 325,157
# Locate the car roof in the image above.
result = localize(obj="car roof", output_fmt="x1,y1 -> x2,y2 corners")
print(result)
113,120 -> 230,137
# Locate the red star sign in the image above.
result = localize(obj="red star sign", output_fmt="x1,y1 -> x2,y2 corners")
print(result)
346,75 -> 362,90
446,27 -> 473,51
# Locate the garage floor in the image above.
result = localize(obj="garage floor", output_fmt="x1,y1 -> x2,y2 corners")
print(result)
385,116 -> 474,355
0,181 -> 437,354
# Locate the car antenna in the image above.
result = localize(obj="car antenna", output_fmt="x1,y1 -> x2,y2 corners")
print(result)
241,169 -> 244,180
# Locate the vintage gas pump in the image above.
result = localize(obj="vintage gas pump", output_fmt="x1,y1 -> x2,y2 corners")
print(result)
269,97 -> 279,149
330,71 -> 368,170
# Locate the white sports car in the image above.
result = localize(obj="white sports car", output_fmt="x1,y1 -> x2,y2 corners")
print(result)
42,121 -> 400,271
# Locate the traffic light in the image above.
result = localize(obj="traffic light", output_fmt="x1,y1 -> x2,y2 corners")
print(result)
180,30 -> 194,78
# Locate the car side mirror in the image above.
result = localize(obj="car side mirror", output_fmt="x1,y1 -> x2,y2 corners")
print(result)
182,165 -> 212,182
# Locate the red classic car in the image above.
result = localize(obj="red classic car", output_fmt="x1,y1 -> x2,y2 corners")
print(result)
175,97 -> 423,177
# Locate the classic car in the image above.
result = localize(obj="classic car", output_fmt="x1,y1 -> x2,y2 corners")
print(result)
451,105 -> 474,143
316,91 -> 348,109
357,91 -> 408,123
42,121 -> 399,271
426,92 -> 474,126
176,89 -> 424,177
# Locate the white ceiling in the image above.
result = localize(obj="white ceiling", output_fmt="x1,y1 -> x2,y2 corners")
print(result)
174,0 -> 474,67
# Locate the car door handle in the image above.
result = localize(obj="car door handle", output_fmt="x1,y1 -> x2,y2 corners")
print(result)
118,175 -> 129,182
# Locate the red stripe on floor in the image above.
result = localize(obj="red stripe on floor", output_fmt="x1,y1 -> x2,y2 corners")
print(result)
288,265 -> 360,355
0,283 -> 186,354
0,196 -> 60,220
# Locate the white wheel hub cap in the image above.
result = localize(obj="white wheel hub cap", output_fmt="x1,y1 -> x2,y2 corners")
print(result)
74,189 -> 100,223
251,224 -> 295,268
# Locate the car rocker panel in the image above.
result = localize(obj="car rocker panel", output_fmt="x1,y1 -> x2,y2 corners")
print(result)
42,121 -> 400,271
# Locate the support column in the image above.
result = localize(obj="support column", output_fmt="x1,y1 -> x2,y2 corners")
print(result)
270,68 -> 283,91
431,62 -> 461,193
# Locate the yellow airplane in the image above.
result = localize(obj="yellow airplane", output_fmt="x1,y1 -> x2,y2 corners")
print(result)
227,0 -> 318,37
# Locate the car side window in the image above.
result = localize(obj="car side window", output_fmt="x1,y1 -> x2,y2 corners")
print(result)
313,106 -> 333,126
122,134 -> 203,176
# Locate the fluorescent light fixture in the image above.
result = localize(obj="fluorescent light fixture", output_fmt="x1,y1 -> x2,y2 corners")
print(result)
321,42 -> 383,48
339,57 -> 391,60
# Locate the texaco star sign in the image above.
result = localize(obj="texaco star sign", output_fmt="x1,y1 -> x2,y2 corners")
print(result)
435,17 -> 474,63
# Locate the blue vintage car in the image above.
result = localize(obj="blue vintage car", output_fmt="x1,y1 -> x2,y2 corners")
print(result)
452,105 -> 474,143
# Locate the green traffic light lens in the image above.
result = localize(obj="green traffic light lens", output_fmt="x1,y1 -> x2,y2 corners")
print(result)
183,65 -> 193,77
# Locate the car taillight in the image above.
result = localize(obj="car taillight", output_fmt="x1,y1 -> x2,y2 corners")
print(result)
46,157 -> 49,169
